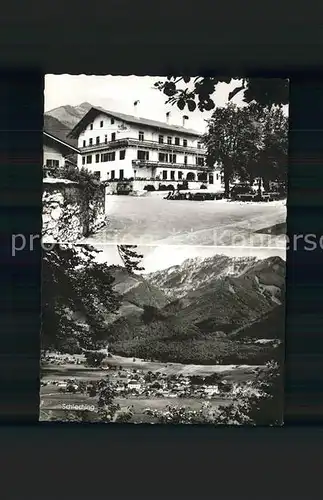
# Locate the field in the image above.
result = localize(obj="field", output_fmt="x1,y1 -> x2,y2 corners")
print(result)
83,195 -> 286,247
40,354 -> 264,423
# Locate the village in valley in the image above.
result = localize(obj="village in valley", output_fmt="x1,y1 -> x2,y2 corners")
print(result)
40,351 -> 265,423
41,75 -> 287,425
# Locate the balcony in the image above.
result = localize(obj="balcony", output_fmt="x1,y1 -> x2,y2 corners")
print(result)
132,160 -> 211,171
80,137 -> 207,155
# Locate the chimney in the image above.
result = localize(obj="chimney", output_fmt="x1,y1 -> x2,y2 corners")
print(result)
182,115 -> 189,127
166,111 -> 171,124
134,100 -> 140,116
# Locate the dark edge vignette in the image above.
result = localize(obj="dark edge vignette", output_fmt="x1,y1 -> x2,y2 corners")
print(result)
0,71 -> 43,423
0,74 -> 322,499
285,79 -> 323,424
0,2 -> 322,493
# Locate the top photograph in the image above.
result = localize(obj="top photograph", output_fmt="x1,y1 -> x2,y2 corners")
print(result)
42,75 -> 288,250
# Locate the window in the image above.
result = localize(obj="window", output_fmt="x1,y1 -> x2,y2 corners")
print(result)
104,135 -> 108,144
119,150 -> 126,160
111,132 -> 116,141
94,171 -> 101,179
158,135 -> 164,144
82,140 -> 86,147
158,153 -> 168,162
184,155 -> 188,165
46,159 -> 59,167
101,152 -> 116,162
216,173 -> 219,180
183,139 -> 187,147
139,131 -> 144,141
89,138 -> 93,146
167,136 -> 172,145
170,170 -> 175,180
100,120 -> 104,128
209,174 -> 214,185
162,170 -> 168,180
95,154 -> 100,163
196,156 -> 204,166
134,170 -> 137,177
86,155 -> 92,164
111,170 -> 115,179
90,124 -> 93,130
111,118 -> 115,124
178,171 -> 183,180
170,154 -> 176,163
82,156 -> 86,165
119,169 -> 124,180
96,136 -> 100,145
174,137 -> 180,146
197,141 -> 201,149
137,150 -> 149,161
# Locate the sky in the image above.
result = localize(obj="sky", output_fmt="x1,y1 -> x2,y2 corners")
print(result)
45,75 -> 251,134
92,243 -> 286,274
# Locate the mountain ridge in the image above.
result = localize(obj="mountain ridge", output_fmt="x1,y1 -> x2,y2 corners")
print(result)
44,102 -> 93,145
105,255 -> 286,365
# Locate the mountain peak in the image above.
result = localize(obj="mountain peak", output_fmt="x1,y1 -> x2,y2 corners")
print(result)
45,102 -> 94,129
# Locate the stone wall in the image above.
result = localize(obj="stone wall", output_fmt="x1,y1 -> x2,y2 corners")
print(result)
42,178 -> 106,242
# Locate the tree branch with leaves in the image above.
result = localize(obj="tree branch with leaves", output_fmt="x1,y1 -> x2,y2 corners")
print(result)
154,77 -> 289,112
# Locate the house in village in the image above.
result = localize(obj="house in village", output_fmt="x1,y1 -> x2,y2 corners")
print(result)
43,130 -> 80,176
127,380 -> 142,392
67,105 -> 222,189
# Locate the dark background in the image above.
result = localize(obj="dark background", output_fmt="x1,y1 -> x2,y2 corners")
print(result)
1,0 -> 323,498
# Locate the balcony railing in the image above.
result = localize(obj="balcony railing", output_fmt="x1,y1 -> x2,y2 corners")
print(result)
80,137 -> 206,155
132,160 -> 211,171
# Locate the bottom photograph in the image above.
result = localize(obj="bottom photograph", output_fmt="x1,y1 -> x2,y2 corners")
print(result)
40,243 -> 285,425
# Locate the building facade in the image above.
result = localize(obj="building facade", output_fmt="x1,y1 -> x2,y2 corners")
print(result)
68,107 -> 219,186
43,131 -> 80,174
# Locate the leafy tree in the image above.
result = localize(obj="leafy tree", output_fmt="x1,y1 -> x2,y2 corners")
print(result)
202,102 -> 262,196
42,244 -> 121,353
84,351 -> 107,368
202,102 -> 288,197
252,106 -> 288,192
154,77 -> 288,112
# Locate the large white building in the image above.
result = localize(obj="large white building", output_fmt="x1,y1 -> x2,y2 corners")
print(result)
68,106 -> 219,186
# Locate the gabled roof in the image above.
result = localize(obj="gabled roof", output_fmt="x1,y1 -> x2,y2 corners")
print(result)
43,131 -> 80,154
68,106 -> 203,139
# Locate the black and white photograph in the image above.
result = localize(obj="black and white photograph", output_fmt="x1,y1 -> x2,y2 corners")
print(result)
40,243 -> 285,424
41,75 -> 288,424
